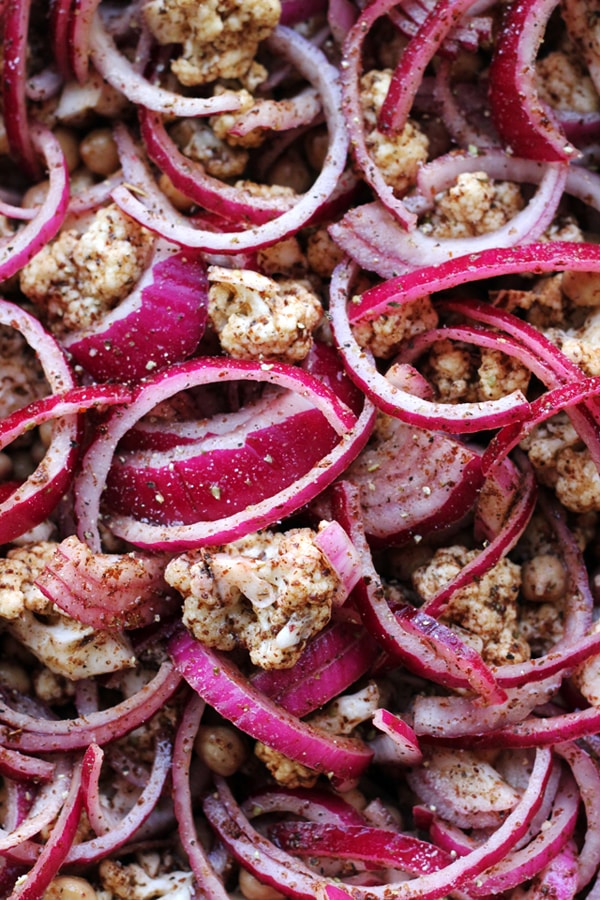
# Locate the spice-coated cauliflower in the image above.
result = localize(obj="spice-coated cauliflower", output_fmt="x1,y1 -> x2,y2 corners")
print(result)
537,50 -> 600,113
99,859 -> 194,900
421,172 -> 524,240
19,205 -> 154,335
561,0 -> 600,94
165,527 -> 341,669
0,327 -> 47,420
0,543 -> 135,678
169,118 -> 249,179
422,341 -> 531,403
360,70 -> 429,195
521,412 -> 600,513
352,294 -> 438,359
544,308 -> 600,376
207,266 -> 323,362
412,546 -> 530,665
143,0 -> 281,88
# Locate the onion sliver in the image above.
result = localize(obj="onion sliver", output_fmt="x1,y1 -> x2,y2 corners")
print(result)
74,357 -> 374,552
112,26 -> 349,253
169,628 -> 373,786
0,299 -> 78,544
330,259 -> 530,433
63,241 -> 209,381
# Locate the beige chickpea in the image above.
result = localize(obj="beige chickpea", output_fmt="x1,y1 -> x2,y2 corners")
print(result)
268,148 -> 312,194
0,452 -> 13,480
53,127 -> 81,173
43,876 -> 97,900
158,173 -> 196,213
194,724 -> 247,776
21,180 -> 50,209
79,127 -> 119,176
0,660 -> 31,694
521,554 -> 568,603
238,868 -> 286,900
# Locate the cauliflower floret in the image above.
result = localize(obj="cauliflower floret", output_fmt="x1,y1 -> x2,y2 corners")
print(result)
165,527 -> 341,669
99,859 -> 194,900
421,340 -> 530,403
545,308 -> 600,376
360,70 -> 429,195
537,50 -> 600,113
143,0 -> 281,88
352,294 -> 438,359
521,412 -> 600,513
412,546 -> 530,666
0,327 -> 46,420
255,684 -> 379,786
207,266 -> 323,362
572,621 -> 600,706
210,89 -> 267,149
19,204 -> 154,335
0,543 -> 135,678
421,172 -> 524,240
561,0 -> 600,94
306,227 -> 345,279
169,118 -> 249,179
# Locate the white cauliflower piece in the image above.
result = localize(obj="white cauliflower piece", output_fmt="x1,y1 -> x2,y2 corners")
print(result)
561,0 -> 600,94
421,340 -> 530,403
169,118 -> 249,178
352,294 -> 438,359
306,227 -> 345,279
412,546 -> 530,666
422,172 -> 524,240
165,528 -> 341,669
0,543 -> 135,679
537,50 -> 600,113
545,308 -> 600,376
99,859 -> 194,900
19,204 -> 154,335
207,266 -> 323,362
143,0 -> 281,88
0,327 -> 47,420
254,741 -> 319,788
360,69 -> 429,195
521,412 -> 600,513
210,90 -> 267,149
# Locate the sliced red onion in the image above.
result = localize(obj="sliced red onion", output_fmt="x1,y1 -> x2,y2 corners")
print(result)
467,774 -> 579,896
2,0 -> 40,179
329,259 -> 530,433
242,786 -> 368,828
370,709 -> 423,766
169,628 -> 373,786
204,778 -> 325,899
88,13 -> 243,118
347,241 -> 600,325
0,126 -> 69,283
488,0 -> 578,161
330,163 -> 567,275
0,298 -> 79,544
332,481 -> 506,704
112,26 -> 349,252
270,822 -> 453,875
344,417 -> 484,547
0,661 -> 181,753
50,0 -> 76,80
0,748 -> 54,784
555,742 -> 600,890
75,357 -> 374,552
249,620 -> 380,718
62,240 -> 209,382
0,759 -> 72,852
339,0 -> 419,230
68,0 -> 101,83
35,535 -> 177,631
139,108 -> 294,226
314,520 -> 363,600
8,759 -> 83,900
172,694 -> 229,899
320,747 -> 553,899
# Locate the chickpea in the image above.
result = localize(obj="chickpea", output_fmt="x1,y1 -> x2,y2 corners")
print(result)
79,127 -> 119,176
21,180 -> 49,209
0,452 -> 13,480
158,173 -> 196,213
521,554 -> 568,603
194,724 -> 247,776
0,660 -> 31,694
268,148 -> 312,194
53,127 -> 81,173
238,868 -> 286,900
43,876 -> 97,900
